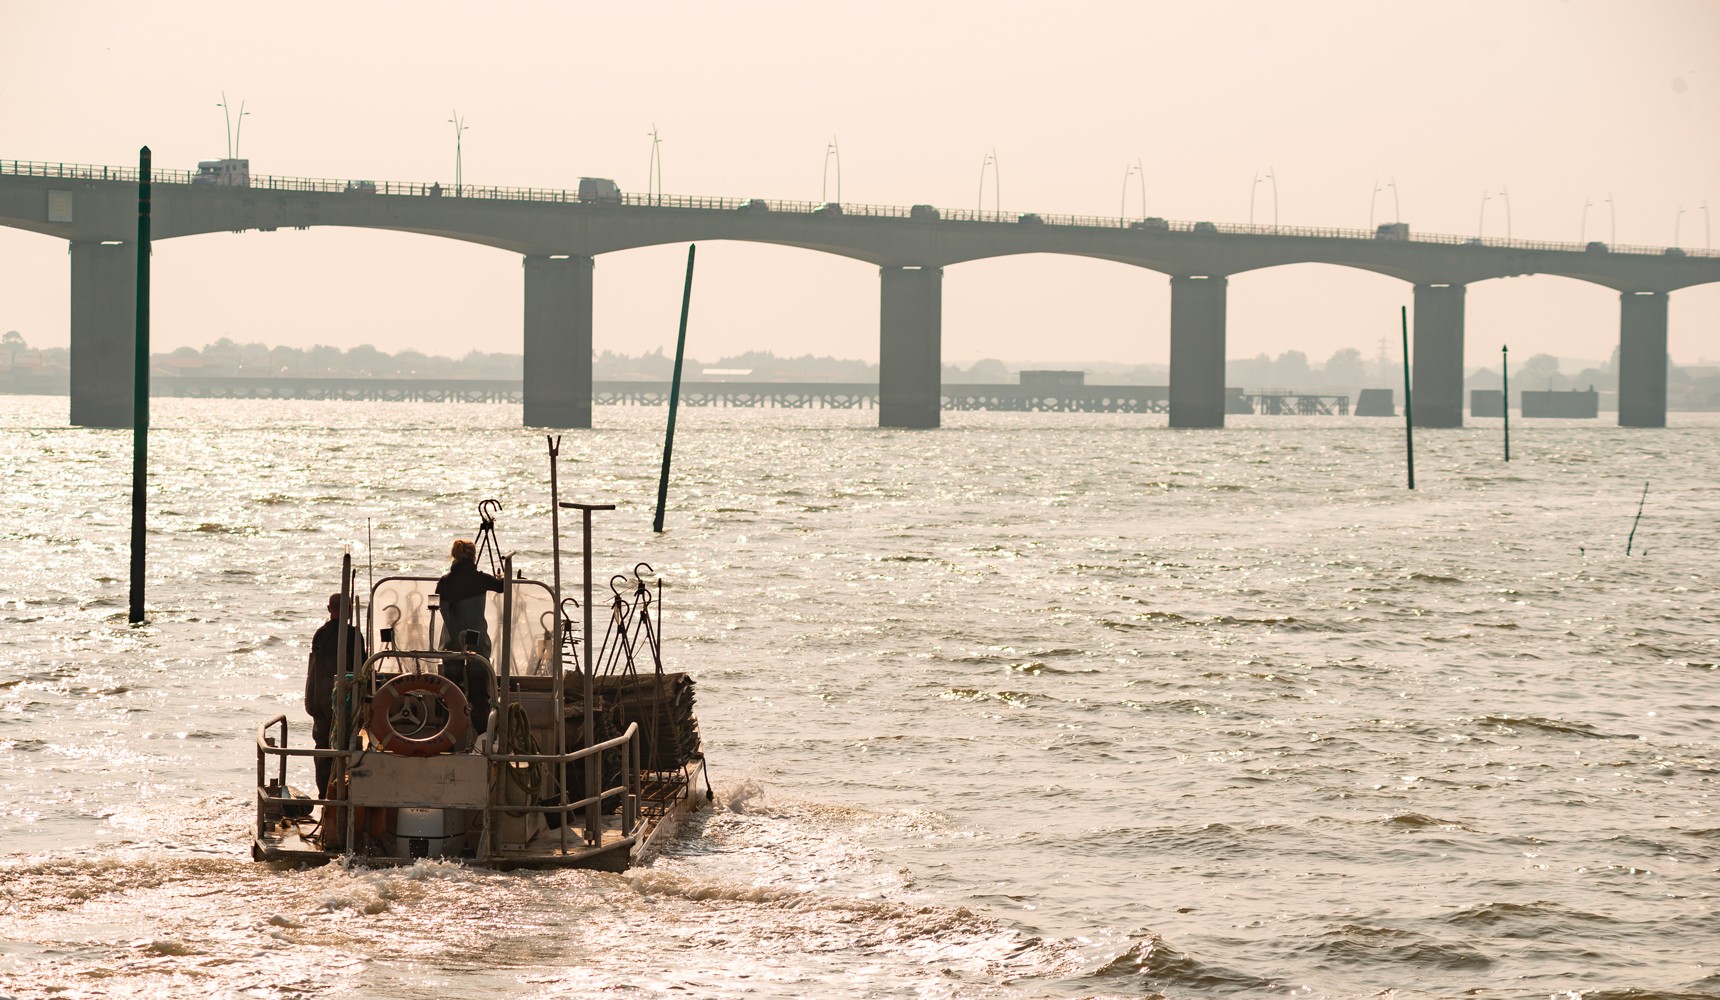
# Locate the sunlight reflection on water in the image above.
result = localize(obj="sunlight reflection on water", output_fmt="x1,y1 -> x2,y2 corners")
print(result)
1,398 -> 1716,998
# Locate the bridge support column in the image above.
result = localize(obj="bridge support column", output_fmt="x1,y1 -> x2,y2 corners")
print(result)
879,265 -> 942,428
1412,283 -> 1465,428
69,241 -> 138,428
522,254 -> 594,428
1617,290 -> 1668,428
1169,275 -> 1227,428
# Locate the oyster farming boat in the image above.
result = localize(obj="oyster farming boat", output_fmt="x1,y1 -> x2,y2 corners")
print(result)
253,444 -> 710,871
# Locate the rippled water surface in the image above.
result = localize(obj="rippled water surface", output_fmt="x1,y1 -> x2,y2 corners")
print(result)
1,397 -> 1716,998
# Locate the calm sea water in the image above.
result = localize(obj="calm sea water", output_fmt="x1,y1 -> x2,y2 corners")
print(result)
1,397 -> 1715,999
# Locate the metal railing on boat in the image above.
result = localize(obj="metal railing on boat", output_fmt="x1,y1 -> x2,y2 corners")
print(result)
253,714 -> 643,863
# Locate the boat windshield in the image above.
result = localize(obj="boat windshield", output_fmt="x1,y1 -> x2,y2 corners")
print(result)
369,576 -> 559,678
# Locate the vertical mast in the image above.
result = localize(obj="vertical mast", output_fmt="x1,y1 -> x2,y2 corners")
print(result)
547,437 -> 567,853
559,500 -> 613,844
129,147 -> 151,624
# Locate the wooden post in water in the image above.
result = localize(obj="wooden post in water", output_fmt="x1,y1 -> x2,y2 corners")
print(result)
1626,481 -> 1648,555
654,245 -> 696,533
1401,305 -> 1415,490
129,147 -> 152,623
1502,344 -> 1510,462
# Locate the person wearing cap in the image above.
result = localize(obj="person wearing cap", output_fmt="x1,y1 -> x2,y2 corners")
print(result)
306,593 -> 366,799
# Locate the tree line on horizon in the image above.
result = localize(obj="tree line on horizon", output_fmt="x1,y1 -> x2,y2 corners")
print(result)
3,331 -> 1715,405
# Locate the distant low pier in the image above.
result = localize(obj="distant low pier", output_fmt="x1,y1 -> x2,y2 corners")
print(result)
0,374 -> 1353,415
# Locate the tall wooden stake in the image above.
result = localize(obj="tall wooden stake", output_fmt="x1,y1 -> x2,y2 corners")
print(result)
1626,480 -> 1648,555
128,147 -> 152,624
653,244 -> 696,533
1502,344 -> 1510,462
1401,305 -> 1415,490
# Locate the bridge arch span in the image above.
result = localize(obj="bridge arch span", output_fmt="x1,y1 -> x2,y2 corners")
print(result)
590,240 -> 880,364
939,252 -> 1172,380
1223,262 -> 1414,388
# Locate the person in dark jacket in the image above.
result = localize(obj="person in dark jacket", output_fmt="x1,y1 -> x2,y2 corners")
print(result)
306,593 -> 366,799
435,539 -> 502,739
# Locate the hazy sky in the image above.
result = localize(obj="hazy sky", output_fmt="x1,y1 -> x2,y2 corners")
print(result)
2,0 -> 1717,369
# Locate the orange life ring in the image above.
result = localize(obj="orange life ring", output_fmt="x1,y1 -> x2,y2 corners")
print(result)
367,673 -> 470,757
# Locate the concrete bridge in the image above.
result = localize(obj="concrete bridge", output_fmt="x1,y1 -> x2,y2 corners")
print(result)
4,158 -> 1716,430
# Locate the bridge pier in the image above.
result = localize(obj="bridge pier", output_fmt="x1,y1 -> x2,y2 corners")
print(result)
1412,283 -> 1466,428
1169,275 -> 1227,428
879,265 -> 942,428
522,254 -> 594,428
1617,290 -> 1668,428
69,241 -> 138,428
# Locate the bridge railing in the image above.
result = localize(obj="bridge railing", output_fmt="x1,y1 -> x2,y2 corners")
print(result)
4,158 -> 1713,259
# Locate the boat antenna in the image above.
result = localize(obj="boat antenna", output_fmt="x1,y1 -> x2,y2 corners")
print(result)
475,498 -> 504,576
366,517 -> 374,601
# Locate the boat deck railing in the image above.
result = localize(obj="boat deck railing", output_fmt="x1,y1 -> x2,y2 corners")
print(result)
487,722 -> 644,850
253,715 -> 644,862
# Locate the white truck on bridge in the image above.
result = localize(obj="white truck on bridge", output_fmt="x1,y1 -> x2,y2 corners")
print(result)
193,158 -> 250,187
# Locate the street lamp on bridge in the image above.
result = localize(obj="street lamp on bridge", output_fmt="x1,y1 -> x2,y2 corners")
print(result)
1478,190 -> 1491,239
1121,159 -> 1144,225
822,137 -> 841,204
978,149 -> 999,216
216,93 -> 249,160
1703,199 -> 1711,252
448,111 -> 468,197
1580,196 -> 1593,243
1369,178 -> 1399,230
647,124 -> 662,206
1606,192 -> 1616,245
1498,186 -> 1512,240
1251,169 -> 1277,230
1674,203 -> 1685,247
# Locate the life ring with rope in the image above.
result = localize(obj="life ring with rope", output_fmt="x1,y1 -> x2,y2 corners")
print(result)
367,672 -> 470,757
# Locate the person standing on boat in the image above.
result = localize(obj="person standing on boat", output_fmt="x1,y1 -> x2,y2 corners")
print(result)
435,539 -> 503,739
306,593 -> 366,800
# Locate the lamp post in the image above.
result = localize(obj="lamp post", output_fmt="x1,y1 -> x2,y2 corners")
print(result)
1133,158 -> 1146,222
1498,186 -> 1512,240
1478,190 -> 1491,239
1370,179 -> 1381,230
978,149 -> 999,216
1606,192 -> 1616,244
1122,161 -> 1142,225
216,93 -> 249,160
1267,167 -> 1278,232
448,110 -> 468,197
1580,196 -> 1593,243
822,136 -> 841,204
1250,169 -> 1277,229
1702,199 -> 1711,251
1388,176 -> 1400,224
1674,203 -> 1685,247
647,124 -> 662,206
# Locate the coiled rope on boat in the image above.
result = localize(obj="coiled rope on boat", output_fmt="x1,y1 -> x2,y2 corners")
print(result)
502,702 -> 545,816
